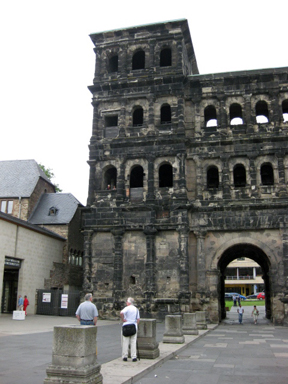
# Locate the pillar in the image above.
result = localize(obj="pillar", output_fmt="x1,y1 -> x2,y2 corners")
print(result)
83,230 -> 93,292
182,313 -> 199,335
163,315 -> 185,344
144,226 -> 157,312
111,228 -> 125,302
137,319 -> 160,359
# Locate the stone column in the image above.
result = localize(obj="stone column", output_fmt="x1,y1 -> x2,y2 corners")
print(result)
137,319 -> 160,359
116,161 -> 125,203
196,311 -> 207,329
146,155 -> 155,201
177,225 -> 190,295
221,158 -> 231,199
163,315 -> 185,344
195,231 -> 207,293
144,226 -> 157,312
87,161 -> 96,206
111,228 -> 125,302
177,97 -> 185,134
182,313 -> 199,335
44,325 -> 102,384
83,230 -> 93,292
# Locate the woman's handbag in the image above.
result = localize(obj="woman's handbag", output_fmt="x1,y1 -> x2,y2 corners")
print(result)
122,323 -> 136,337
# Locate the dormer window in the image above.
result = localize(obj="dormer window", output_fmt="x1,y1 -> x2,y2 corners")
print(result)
49,207 -> 58,216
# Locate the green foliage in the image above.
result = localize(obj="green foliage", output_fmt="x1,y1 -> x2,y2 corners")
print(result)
38,163 -> 62,192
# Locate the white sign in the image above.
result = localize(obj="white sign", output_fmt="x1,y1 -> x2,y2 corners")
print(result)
42,293 -> 51,303
12,310 -> 25,320
61,294 -> 68,309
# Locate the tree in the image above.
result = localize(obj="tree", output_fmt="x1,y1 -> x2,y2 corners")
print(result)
38,163 -> 62,192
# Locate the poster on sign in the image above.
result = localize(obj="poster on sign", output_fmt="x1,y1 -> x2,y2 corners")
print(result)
13,311 -> 25,320
61,294 -> 68,309
42,293 -> 51,302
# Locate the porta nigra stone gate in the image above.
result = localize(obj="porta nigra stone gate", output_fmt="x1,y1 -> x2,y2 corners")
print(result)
82,19 -> 288,325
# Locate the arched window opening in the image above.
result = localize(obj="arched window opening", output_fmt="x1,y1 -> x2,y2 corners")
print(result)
160,48 -> 172,67
104,166 -> 117,190
204,105 -> 217,127
108,55 -> 118,73
161,104 -> 171,124
233,164 -> 246,187
133,107 -> 143,126
207,166 -> 219,188
256,101 -> 269,123
282,99 -> 288,122
105,115 -> 118,127
261,163 -> 274,186
159,163 -> 173,188
230,103 -> 243,125
132,50 -> 145,70
130,166 -> 144,188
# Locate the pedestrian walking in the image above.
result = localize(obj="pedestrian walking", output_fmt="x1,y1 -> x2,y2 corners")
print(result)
75,293 -> 98,325
18,295 -> 24,311
251,305 -> 259,324
233,295 -> 237,306
120,297 -> 140,362
237,296 -> 241,306
23,295 -> 29,316
237,303 -> 244,324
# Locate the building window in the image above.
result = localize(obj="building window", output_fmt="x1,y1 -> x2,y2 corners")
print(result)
133,107 -> 143,126
105,115 -> 118,127
161,104 -> 171,124
230,103 -> 243,125
103,166 -> 117,190
160,48 -> 171,67
282,99 -> 288,122
256,100 -> 269,123
108,55 -> 118,73
207,166 -> 219,188
132,50 -> 145,70
130,165 -> 144,188
0,200 -> 13,214
48,206 -> 58,216
261,163 -> 274,185
159,163 -> 173,187
233,164 -> 246,187
204,105 -> 217,127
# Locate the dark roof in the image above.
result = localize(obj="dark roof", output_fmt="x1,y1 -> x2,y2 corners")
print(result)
0,211 -> 65,241
28,193 -> 82,225
0,159 -> 54,198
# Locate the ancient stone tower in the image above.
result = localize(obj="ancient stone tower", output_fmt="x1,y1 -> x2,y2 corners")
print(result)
82,19 -> 288,324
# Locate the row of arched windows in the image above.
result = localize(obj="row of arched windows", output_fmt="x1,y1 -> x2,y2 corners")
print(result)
104,99 -> 288,130
108,47 -> 172,73
68,249 -> 83,266
207,163 -> 274,189
205,100 -> 288,127
104,164 -> 173,190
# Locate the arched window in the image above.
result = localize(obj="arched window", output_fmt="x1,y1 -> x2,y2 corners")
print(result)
161,104 -> 171,124
160,48 -> 172,67
204,105 -> 217,127
104,166 -> 117,190
256,100 -> 269,123
261,163 -> 274,185
132,50 -> 145,70
130,165 -> 144,188
230,103 -> 243,125
133,107 -> 143,126
282,99 -> 288,122
108,55 -> 118,73
207,166 -> 219,188
159,163 -> 173,188
233,164 -> 246,187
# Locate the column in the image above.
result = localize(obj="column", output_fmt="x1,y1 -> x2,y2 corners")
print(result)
144,226 -> 157,309
82,230 -> 93,292
146,155 -> 155,201
177,225 -> 190,296
116,161 -> 125,203
111,228 -> 125,301
195,231 -> 207,293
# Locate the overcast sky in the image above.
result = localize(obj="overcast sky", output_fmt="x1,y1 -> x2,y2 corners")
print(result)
0,0 -> 287,205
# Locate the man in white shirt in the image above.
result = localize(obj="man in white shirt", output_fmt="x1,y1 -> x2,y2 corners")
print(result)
120,297 -> 140,362
237,304 -> 244,324
76,293 -> 98,325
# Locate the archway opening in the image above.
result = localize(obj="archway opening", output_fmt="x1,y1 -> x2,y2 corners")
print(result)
217,243 -> 271,321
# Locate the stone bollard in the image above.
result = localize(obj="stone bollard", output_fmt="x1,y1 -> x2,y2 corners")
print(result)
163,315 -> 185,343
182,313 -> 199,335
137,319 -> 160,359
44,325 -> 102,384
196,311 -> 207,330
